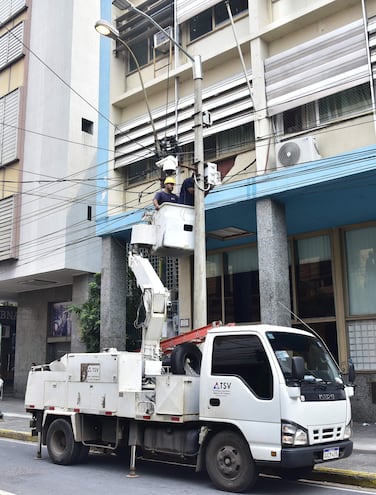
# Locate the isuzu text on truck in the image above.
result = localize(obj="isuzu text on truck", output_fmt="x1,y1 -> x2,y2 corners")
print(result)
25,204 -> 354,492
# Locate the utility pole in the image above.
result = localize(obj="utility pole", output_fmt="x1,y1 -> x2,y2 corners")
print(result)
96,7 -> 207,330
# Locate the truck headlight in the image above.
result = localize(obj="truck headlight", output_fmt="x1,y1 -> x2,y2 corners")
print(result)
344,421 -> 352,440
281,420 -> 308,446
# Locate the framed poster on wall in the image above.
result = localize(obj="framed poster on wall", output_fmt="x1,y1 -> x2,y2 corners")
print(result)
48,301 -> 72,340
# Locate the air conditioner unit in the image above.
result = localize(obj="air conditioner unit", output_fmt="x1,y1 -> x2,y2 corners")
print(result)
276,136 -> 321,168
154,27 -> 173,52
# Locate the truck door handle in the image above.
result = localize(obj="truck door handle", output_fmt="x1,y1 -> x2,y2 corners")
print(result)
210,398 -> 220,406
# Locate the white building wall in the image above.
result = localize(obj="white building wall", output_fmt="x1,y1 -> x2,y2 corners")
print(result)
15,0 -> 101,278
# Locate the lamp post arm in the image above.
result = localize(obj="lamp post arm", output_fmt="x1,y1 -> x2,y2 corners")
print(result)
118,38 -> 162,157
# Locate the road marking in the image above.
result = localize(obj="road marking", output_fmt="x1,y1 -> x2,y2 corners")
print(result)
0,490 -> 18,495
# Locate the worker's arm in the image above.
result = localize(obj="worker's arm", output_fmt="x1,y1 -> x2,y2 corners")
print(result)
153,192 -> 161,210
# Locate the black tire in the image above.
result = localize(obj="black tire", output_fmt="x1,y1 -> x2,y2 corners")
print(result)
46,418 -> 82,465
170,342 -> 202,375
205,431 -> 257,493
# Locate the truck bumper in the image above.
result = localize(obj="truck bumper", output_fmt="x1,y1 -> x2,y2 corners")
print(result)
280,440 -> 353,468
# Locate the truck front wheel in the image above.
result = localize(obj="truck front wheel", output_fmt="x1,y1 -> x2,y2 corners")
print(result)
205,431 -> 257,493
46,418 -> 82,465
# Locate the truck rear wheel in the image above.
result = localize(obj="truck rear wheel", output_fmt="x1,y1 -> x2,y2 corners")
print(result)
205,431 -> 257,493
46,418 -> 82,465
171,342 -> 202,375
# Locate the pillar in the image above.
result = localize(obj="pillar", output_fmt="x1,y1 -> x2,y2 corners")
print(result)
100,236 -> 127,350
256,198 -> 291,327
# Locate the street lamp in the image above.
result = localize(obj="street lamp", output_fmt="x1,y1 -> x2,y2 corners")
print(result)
96,6 -> 207,330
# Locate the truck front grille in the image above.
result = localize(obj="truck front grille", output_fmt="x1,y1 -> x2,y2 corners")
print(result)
311,425 -> 343,443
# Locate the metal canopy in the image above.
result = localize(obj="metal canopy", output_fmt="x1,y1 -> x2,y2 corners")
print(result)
113,0 -> 174,46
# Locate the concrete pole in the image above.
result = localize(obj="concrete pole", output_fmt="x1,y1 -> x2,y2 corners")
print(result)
192,55 -> 207,329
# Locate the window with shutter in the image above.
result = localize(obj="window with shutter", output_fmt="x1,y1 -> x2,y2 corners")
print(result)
0,195 -> 17,261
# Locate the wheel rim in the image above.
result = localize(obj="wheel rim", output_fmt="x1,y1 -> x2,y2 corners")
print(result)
216,445 -> 242,479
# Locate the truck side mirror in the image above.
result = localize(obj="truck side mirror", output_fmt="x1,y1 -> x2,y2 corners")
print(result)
348,359 -> 356,384
291,356 -> 305,381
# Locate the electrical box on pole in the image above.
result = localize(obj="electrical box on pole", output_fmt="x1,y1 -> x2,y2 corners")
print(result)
205,162 -> 221,186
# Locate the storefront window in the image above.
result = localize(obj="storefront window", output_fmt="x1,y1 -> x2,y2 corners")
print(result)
207,248 -> 260,324
224,247 -> 260,323
345,226 -> 376,315
207,254 -> 223,323
295,235 -> 335,318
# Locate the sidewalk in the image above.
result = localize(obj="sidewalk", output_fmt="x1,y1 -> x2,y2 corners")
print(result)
1,395 -> 376,488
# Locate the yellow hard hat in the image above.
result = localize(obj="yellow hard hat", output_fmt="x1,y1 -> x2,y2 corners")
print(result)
164,176 -> 176,185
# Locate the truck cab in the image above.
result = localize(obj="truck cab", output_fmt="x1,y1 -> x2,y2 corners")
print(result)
198,324 -> 352,487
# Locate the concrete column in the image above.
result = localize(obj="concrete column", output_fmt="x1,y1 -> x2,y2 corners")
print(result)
256,198 -> 291,327
178,256 -> 192,332
71,274 -> 93,353
100,236 -> 127,350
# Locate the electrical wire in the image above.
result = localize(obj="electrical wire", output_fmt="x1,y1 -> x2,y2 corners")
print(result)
0,11 -> 375,270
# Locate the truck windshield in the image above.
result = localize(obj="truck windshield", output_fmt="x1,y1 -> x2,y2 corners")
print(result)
266,331 -> 342,385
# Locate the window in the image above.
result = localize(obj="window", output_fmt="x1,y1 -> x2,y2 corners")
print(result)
224,247 -> 260,323
345,226 -> 376,316
207,253 -> 223,322
125,158 -> 159,186
295,235 -> 335,318
207,247 -> 260,324
0,196 -> 16,261
0,89 -> 20,166
204,123 -> 254,160
0,22 -> 24,71
82,118 -> 93,134
267,331 -> 341,384
0,0 -> 26,24
212,335 -> 273,399
319,84 -> 371,123
281,84 -> 371,134
189,0 -> 247,41
128,37 -> 152,72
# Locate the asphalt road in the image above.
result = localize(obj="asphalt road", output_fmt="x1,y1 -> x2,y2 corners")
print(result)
1,438 -> 376,495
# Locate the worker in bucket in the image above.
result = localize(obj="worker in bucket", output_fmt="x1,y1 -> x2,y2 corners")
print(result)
153,176 -> 178,210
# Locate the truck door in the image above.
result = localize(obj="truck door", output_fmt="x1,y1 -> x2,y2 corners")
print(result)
200,334 -> 281,462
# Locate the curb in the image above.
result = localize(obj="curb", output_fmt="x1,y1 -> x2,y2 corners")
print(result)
0,428 -> 36,442
311,466 -> 376,489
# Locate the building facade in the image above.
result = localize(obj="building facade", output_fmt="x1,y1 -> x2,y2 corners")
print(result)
97,0 -> 376,421
0,0 -> 102,394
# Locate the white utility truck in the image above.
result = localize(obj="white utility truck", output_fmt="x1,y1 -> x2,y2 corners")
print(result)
25,205 -> 354,493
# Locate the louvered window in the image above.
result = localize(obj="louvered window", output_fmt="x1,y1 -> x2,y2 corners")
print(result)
114,71 -> 253,169
265,19 -> 369,116
0,0 -> 26,24
0,22 -> 24,71
0,89 -> 20,166
0,195 -> 17,261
